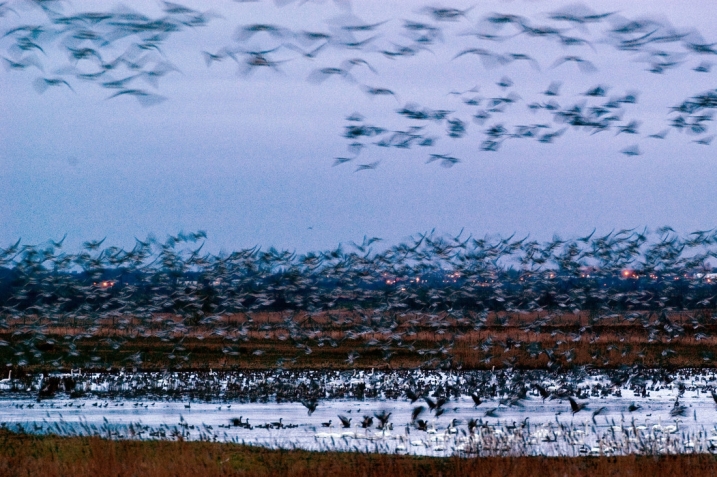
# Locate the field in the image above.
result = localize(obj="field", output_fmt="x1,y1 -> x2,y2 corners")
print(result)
2,310 -> 716,372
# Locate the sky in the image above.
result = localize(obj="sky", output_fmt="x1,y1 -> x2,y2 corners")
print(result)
2,0 -> 717,253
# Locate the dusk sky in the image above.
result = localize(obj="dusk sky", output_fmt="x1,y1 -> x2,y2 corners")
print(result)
3,0 -> 717,253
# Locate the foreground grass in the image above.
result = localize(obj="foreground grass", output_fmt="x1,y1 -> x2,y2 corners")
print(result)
2,431 -> 717,477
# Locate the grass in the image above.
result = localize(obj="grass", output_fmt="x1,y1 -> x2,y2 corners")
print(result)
1,430 -> 717,477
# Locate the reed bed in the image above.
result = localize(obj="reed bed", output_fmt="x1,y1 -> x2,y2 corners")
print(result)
1,430 -> 717,477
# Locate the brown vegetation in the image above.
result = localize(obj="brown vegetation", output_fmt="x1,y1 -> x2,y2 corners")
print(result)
3,310 -> 717,371
1,430 -> 717,477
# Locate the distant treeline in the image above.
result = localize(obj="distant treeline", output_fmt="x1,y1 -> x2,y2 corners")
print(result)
2,229 -> 717,321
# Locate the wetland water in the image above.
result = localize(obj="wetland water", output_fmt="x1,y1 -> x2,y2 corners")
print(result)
2,368 -> 717,456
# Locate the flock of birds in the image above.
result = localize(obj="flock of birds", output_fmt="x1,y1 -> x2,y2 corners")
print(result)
2,1 -> 717,168
2,227 -> 717,369
0,367 -> 713,407
4,0 -> 717,457
3,367 -> 717,456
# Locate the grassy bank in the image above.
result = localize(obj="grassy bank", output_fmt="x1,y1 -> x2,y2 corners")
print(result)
1,430 -> 717,477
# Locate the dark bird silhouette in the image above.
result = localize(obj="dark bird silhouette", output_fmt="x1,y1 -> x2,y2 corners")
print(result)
363,86 -> 399,102
33,77 -> 74,94
333,157 -> 353,166
301,398 -> 318,415
670,398 -> 688,417
420,5 -> 475,22
307,67 -> 355,84
471,393 -> 482,406
338,414 -> 351,428
374,410 -> 391,429
621,144 -> 641,156
648,129 -> 669,139
534,384 -> 550,401
426,153 -> 460,168
693,135 -> 715,145
354,161 -> 379,171
106,89 -> 167,107
543,81 -> 561,96
568,397 -> 587,415
551,55 -> 597,73
694,61 -> 712,73
360,415 -> 373,428
591,406 -> 607,423
424,396 -> 447,413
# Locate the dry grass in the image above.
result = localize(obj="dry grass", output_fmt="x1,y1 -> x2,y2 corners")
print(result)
1,430 -> 717,477
4,331 -> 713,371
4,310 -> 717,371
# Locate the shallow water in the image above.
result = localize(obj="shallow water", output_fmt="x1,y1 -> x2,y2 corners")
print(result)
2,368 -> 717,456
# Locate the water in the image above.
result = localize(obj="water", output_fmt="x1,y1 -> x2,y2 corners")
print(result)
1,368 -> 717,456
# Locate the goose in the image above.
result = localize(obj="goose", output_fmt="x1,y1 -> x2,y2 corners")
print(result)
569,397 -> 587,415
338,415 -> 351,428
374,410 -> 391,429
301,399 -> 318,416
591,406 -> 607,424
361,415 -> 373,428
470,393 -> 482,406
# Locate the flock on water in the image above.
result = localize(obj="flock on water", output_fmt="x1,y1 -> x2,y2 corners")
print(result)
3,367 -> 717,456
